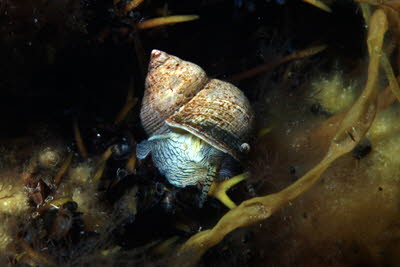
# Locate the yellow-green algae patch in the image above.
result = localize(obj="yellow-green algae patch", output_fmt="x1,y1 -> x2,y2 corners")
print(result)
310,71 -> 359,114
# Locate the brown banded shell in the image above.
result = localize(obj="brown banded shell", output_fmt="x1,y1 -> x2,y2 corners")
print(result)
140,50 -> 254,159
166,79 -> 254,160
140,50 -> 208,136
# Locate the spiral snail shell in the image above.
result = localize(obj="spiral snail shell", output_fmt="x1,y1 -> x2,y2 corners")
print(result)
137,50 -> 254,207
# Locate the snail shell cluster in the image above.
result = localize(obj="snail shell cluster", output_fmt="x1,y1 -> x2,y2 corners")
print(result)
137,50 -> 254,207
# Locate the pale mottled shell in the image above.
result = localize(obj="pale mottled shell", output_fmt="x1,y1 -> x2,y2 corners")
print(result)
140,50 -> 208,136
166,79 -> 254,160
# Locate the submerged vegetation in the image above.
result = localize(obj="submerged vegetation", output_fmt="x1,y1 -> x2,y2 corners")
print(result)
1,0 -> 400,266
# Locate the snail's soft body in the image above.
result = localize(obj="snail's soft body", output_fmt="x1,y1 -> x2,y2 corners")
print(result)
137,132 -> 223,188
137,50 -> 254,207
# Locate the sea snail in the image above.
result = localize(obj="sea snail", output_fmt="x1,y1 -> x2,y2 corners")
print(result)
136,50 -> 254,207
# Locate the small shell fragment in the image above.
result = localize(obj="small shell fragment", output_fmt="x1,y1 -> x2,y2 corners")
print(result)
38,147 -> 61,169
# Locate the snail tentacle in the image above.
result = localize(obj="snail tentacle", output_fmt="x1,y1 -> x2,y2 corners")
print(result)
136,140 -> 152,159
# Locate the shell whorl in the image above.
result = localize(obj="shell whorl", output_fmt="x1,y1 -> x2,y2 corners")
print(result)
140,50 -> 208,136
166,79 -> 254,160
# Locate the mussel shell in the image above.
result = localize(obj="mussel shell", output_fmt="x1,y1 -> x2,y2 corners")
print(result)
166,79 -> 254,160
140,50 -> 208,136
